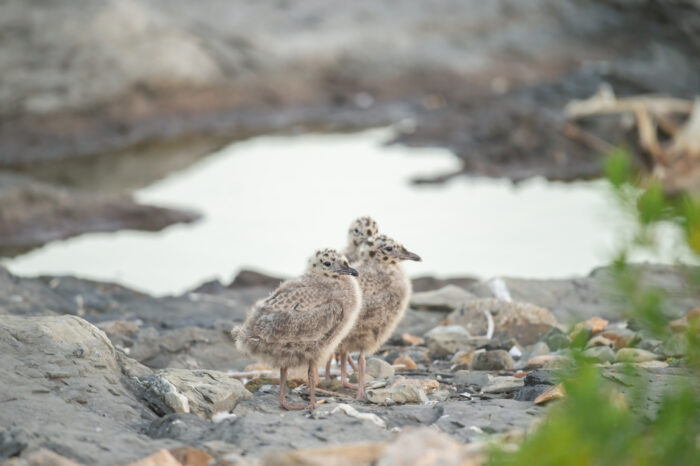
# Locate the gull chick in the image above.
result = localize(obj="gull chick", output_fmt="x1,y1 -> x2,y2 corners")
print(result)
344,216 -> 379,263
324,216 -> 380,380
337,234 -> 421,398
234,249 -> 361,411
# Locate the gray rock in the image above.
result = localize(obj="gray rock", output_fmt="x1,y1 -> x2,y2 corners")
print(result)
366,384 -> 429,405
424,325 -> 473,357
434,400 -> 543,442
0,429 -> 28,461
516,341 -> 551,369
466,265 -> 699,326
515,370 -> 557,401
541,328 -> 571,351
586,335 -> 614,348
514,385 -> 552,402
428,390 -> 450,402
410,285 -> 476,311
0,265 -> 263,371
524,370 -> 556,387
448,299 -> 558,345
158,400 -> 393,458
583,346 -> 616,363
471,350 -> 514,371
138,369 -> 252,419
658,334 -> 688,358
481,376 -> 524,394
615,348 -> 663,363
453,370 -> 494,388
636,338 -> 663,352
485,337 -> 521,351
0,315 -> 178,465
366,358 -> 395,379
527,341 -> 551,358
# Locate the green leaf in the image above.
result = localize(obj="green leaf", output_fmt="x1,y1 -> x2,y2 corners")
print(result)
603,147 -> 632,188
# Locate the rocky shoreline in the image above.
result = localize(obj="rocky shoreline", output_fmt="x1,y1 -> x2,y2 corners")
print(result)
0,173 -> 201,257
1,263 -> 696,465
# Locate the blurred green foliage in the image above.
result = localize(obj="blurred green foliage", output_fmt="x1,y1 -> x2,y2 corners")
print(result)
490,149 -> 700,465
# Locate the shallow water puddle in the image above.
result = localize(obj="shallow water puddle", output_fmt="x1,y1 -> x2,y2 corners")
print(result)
3,128 -> 691,295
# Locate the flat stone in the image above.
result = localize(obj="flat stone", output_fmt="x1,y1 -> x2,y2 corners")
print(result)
586,335 -> 614,348
481,376 -> 524,394
366,358 -> 395,379
451,349 -> 475,367
429,390 -> 450,402
387,376 -> 439,394
139,369 -> 252,419
583,346 -> 615,363
541,328 -> 571,350
401,333 -> 424,346
516,341 -> 551,369
471,350 -> 514,371
366,384 -> 428,405
571,317 -> 609,345
0,315 -> 177,464
615,348 -> 663,363
392,355 -> 418,370
453,370 -> 494,387
448,298 -> 558,344
636,338 -> 663,352
658,334 -> 688,357
523,370 -> 556,387
534,384 -> 566,404
514,385 -> 552,401
525,354 -> 571,369
425,325 -> 473,357
600,327 -> 637,348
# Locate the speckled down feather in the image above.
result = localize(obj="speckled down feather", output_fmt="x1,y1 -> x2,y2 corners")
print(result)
338,243 -> 412,355
235,267 -> 361,369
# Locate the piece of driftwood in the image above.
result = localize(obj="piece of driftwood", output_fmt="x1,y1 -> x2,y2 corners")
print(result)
564,86 -> 700,194
565,85 -> 694,119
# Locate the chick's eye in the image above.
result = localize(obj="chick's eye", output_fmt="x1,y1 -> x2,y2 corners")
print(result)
386,247 -> 393,252
323,261 -> 331,267
354,228 -> 360,234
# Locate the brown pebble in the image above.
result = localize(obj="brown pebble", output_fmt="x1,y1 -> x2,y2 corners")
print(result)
402,333 -> 424,346
526,354 -> 570,369
392,355 -> 418,370
169,446 -> 212,466
126,449 -> 181,466
670,308 -> 700,333
571,316 -> 609,337
534,383 -> 565,404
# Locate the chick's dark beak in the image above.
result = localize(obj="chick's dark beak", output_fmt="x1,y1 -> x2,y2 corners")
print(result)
335,265 -> 359,276
399,248 -> 422,262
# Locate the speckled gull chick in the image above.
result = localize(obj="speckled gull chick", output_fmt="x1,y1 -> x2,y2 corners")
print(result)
233,249 -> 361,411
324,216 -> 379,380
337,234 -> 421,398
344,216 -> 379,263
